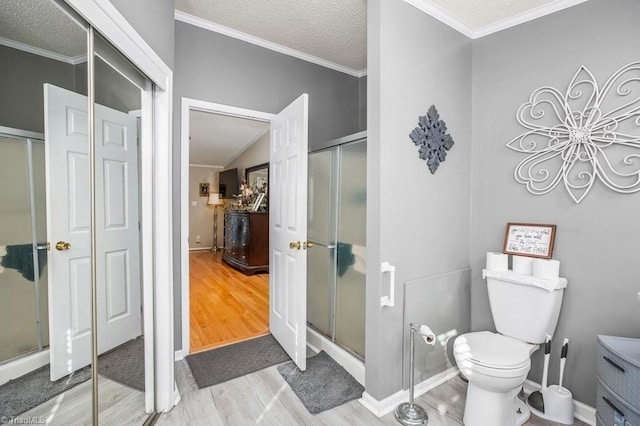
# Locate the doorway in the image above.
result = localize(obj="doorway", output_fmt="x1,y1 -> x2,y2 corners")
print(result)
180,99 -> 276,356
180,96 -> 311,371
187,109 -> 271,353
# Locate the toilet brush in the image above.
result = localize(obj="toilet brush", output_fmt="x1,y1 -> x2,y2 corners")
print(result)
558,338 -> 569,389
395,323 -> 436,426
528,334 -> 551,412
541,338 -> 574,425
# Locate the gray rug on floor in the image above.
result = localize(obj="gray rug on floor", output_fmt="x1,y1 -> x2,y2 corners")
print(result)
278,350 -> 364,414
186,334 -> 291,389
0,364 -> 91,423
98,337 -> 145,391
0,338 -> 144,423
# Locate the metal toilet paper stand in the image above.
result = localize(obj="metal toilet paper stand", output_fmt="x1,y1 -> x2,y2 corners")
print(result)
395,323 -> 435,426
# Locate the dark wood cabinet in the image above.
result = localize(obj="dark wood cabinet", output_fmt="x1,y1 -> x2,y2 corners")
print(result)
222,211 -> 269,275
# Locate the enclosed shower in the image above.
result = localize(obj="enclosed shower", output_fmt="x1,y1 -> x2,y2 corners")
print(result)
307,132 -> 366,360
0,128 -> 48,364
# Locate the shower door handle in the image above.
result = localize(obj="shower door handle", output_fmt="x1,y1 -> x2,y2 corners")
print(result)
55,241 -> 71,251
306,240 -> 335,249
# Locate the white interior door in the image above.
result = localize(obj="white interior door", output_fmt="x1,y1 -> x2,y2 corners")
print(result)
269,94 -> 309,370
45,84 -> 141,380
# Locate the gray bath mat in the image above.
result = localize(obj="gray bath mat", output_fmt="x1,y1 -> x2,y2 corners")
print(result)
98,337 -> 145,391
186,334 -> 290,388
0,337 -> 144,422
277,350 -> 364,414
0,364 -> 91,423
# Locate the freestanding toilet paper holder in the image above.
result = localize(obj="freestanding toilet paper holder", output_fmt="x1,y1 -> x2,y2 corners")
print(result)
395,323 -> 436,426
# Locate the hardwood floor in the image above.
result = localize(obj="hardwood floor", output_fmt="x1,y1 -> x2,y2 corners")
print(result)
189,250 -> 269,353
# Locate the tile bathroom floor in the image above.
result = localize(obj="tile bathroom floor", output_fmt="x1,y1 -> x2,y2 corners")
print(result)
157,360 -> 589,426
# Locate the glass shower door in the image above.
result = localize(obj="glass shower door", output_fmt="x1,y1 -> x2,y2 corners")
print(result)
307,136 -> 366,360
334,140 -> 366,358
0,135 -> 45,362
307,149 -> 337,337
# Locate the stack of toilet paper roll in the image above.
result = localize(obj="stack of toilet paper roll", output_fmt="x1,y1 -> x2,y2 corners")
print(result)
486,252 -> 560,279
486,252 -> 508,271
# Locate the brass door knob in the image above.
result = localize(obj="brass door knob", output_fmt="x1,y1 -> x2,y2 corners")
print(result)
55,241 -> 71,251
289,241 -> 301,250
303,241 -> 314,249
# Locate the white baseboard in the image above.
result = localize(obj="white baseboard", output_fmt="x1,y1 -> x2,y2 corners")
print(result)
189,247 -> 212,251
174,349 -> 184,361
306,327 -> 365,385
0,350 -> 50,385
359,367 -> 460,417
523,379 -> 596,425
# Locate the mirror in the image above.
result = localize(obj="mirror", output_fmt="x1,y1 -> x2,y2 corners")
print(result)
245,163 -> 269,211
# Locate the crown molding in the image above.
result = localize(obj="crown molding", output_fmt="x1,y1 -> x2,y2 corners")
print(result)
473,0 -> 589,38
189,164 -> 224,169
402,0 -> 476,38
175,10 -> 367,78
0,36 -> 86,65
403,0 -> 589,39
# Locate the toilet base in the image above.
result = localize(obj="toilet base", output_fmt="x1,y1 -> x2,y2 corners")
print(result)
515,398 -> 531,426
463,383 -> 531,426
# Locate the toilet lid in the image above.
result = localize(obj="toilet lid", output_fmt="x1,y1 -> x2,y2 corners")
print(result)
454,332 -> 531,369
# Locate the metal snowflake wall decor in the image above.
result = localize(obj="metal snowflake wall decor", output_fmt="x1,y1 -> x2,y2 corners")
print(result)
507,61 -> 640,203
409,105 -> 455,174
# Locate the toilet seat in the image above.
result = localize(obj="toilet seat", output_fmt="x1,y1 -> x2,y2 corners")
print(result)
454,332 -> 532,376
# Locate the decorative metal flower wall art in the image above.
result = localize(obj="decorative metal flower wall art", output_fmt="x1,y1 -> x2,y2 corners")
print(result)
507,61 -> 640,203
409,105 -> 455,174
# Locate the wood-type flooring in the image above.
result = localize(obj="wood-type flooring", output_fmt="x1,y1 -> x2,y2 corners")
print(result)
158,358 -> 590,426
189,250 -> 269,354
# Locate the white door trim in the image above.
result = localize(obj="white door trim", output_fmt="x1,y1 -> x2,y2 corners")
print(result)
180,97 -> 276,356
63,0 -> 174,413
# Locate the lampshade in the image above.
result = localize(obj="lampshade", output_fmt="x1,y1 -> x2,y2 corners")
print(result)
207,193 -> 223,206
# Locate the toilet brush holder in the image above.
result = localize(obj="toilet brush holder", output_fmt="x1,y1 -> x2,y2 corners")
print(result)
528,386 -> 574,425
395,324 -> 434,426
542,385 -> 574,425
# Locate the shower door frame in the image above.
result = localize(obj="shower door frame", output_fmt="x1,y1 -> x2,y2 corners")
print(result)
0,126 -> 46,360
307,130 -> 367,361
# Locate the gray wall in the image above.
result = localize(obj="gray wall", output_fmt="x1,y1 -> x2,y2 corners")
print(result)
74,59 -> 142,113
188,166 -> 220,249
109,0 -> 175,69
366,0 -> 473,399
471,0 -> 640,406
0,45 -> 76,133
172,21 -> 364,348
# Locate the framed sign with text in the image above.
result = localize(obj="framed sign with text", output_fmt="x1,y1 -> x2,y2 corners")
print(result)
503,223 -> 556,259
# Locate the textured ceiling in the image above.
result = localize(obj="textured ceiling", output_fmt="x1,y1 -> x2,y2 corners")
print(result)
428,0 -> 558,29
175,0 -> 368,72
189,110 -> 270,167
1,0 -> 585,73
0,0 -> 85,58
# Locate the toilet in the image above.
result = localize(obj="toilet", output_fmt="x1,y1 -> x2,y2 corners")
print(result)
453,268 -> 567,426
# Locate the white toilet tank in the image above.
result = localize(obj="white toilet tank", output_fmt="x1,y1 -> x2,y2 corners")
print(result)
485,270 -> 567,344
